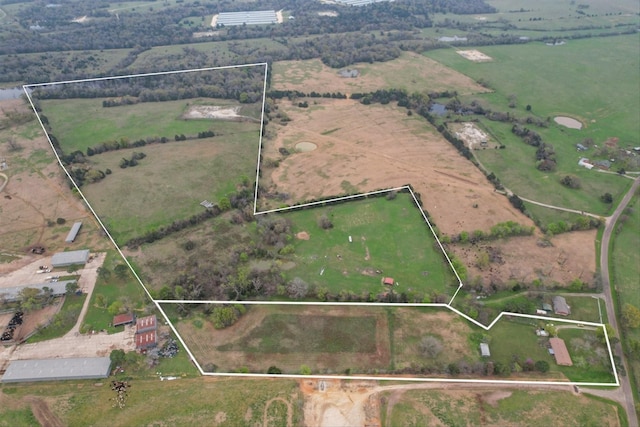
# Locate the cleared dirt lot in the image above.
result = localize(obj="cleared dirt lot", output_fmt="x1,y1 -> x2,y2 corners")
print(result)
272,52 -> 491,96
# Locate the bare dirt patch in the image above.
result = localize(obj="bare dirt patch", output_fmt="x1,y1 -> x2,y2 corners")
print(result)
296,231 -> 310,240
182,105 -> 248,121
25,396 -> 64,427
272,52 -> 490,96
453,229 -> 597,287
450,122 -> 498,149
457,49 -> 493,62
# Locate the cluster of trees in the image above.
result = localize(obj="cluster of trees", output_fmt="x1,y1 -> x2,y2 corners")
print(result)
542,216 -> 602,236
448,221 -> 534,244
210,304 -> 247,329
119,151 -> 146,169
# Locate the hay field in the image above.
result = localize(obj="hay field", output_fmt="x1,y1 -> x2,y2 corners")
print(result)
175,305 -> 392,374
272,52 -> 491,95
260,98 -> 532,236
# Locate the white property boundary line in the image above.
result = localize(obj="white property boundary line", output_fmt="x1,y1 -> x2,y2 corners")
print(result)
22,65 -> 619,388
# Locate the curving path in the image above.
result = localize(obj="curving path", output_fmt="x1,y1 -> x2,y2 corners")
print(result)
0,172 -> 8,193
593,175 -> 640,427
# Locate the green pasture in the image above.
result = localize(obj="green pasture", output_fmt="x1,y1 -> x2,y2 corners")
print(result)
486,319 -> 616,383
78,125 -> 259,244
523,202 -> 594,229
282,193 -> 455,297
26,294 -> 86,343
561,295 -> 607,324
474,119 -> 632,215
41,97 -> 260,155
0,377 -> 302,427
217,313 -> 377,353
385,388 -> 623,427
81,251 -> 149,334
611,195 -> 640,309
427,35 -> 640,144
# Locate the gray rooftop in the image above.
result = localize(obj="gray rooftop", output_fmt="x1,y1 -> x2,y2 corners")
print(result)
51,249 -> 90,267
65,221 -> 83,243
217,10 -> 277,26
1,357 -> 111,383
335,0 -> 393,6
0,280 -> 76,302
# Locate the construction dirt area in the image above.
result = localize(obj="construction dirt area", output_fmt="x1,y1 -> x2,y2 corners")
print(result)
259,98 -> 596,286
457,49 -> 494,62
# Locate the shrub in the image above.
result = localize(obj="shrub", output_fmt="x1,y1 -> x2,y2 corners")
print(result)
534,360 -> 549,373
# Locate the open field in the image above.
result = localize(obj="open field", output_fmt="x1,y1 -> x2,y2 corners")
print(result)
80,132 -> 258,244
383,388 -> 622,426
261,98 -> 531,236
282,193 -> 455,297
174,305 -> 392,374
0,377 -> 302,427
426,36 -> 640,146
173,304 -> 614,382
272,52 -> 491,95
0,98 -> 108,255
41,98 -> 261,155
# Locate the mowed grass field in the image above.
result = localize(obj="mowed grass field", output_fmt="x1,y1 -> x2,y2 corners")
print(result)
383,389 -> 623,427
80,131 -> 259,243
41,97 -> 261,154
282,192 -> 455,298
0,377 -> 302,427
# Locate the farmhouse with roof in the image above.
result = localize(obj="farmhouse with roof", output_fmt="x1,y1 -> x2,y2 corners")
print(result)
112,313 -> 135,327
552,296 -> 571,316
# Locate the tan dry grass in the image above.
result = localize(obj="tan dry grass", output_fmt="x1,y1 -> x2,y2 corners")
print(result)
261,98 -> 532,236
272,52 -> 490,96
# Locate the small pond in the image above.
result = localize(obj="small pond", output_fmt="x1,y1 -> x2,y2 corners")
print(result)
429,103 -> 447,116
554,116 -> 582,130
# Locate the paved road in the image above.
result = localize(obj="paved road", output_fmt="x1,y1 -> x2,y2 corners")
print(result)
599,176 -> 640,427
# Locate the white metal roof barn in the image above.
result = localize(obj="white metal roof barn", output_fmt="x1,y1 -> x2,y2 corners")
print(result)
1,357 -> 111,383
51,249 -> 90,268
216,10 -> 277,26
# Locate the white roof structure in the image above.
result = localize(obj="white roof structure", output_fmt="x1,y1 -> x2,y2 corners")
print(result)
334,0 -> 393,6
65,221 -> 82,243
480,343 -> 491,357
0,280 -> 76,302
51,249 -> 90,267
1,357 -> 111,383
216,10 -> 277,26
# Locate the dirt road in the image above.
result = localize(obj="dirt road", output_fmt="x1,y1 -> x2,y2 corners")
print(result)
599,176 -> 640,427
66,252 -> 106,336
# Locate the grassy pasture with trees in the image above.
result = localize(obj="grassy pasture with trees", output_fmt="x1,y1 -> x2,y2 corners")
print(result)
425,35 -> 638,216
282,192 -> 456,299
